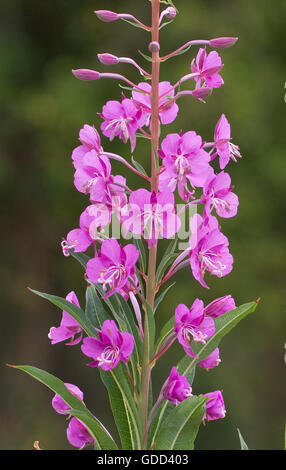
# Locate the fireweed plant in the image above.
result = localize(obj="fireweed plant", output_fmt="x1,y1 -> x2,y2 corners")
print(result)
11,1 -> 259,450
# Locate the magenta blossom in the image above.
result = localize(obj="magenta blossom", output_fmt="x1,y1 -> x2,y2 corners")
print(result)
61,227 -> 93,257
100,95 -> 144,152
81,319 -> 134,370
191,47 -> 224,89
132,81 -> 179,127
174,299 -> 215,357
204,390 -> 226,421
198,348 -> 221,370
86,238 -> 139,297
201,171 -> 239,218
204,295 -> 236,318
72,124 -> 103,169
121,189 -> 181,247
162,367 -> 193,405
67,417 -> 94,449
52,383 -> 84,415
212,114 -> 242,169
158,131 -> 213,200
189,214 -> 233,288
48,291 -> 82,345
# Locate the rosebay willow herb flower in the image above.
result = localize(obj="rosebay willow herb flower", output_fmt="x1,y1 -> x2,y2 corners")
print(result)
86,238 -> 139,297
121,188 -> 181,247
14,1 -> 256,452
158,130 -> 213,201
204,390 -> 226,421
174,299 -> 215,357
162,367 -> 193,405
48,291 -> 82,345
81,319 -> 134,370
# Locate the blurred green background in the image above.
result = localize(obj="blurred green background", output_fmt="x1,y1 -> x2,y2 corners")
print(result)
1,0 -> 285,450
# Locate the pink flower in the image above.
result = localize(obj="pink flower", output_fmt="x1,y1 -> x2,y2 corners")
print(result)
121,189 -> 181,247
81,319 -> 134,370
61,227 -> 93,256
86,238 -> 139,297
201,171 -> 239,218
213,114 -> 242,169
189,214 -> 233,288
158,131 -> 213,200
72,124 -> 103,169
204,295 -> 236,318
132,81 -> 179,126
67,417 -> 94,449
204,390 -> 226,421
162,367 -> 193,405
198,348 -> 221,370
174,299 -> 215,357
191,48 -> 224,89
52,383 -> 84,415
48,291 -> 82,345
100,96 -> 144,152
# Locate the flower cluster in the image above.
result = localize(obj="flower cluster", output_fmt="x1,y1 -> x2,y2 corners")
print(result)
23,3 -> 253,451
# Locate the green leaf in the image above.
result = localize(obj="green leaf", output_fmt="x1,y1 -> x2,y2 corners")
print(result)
120,18 -> 147,30
30,288 -> 96,336
237,428 -> 249,450
131,156 -> 149,178
138,49 -> 153,63
155,395 -> 206,450
159,19 -> 174,30
154,314 -> 174,352
100,364 -> 142,450
70,250 -> 90,268
155,251 -> 178,284
85,285 -> 109,330
177,301 -> 258,378
154,282 -> 176,313
161,44 -> 192,62
11,365 -> 118,450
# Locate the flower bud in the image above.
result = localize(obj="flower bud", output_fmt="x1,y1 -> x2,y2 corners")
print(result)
204,295 -> 236,318
204,391 -> 226,421
165,7 -> 177,19
72,69 -> 100,81
97,53 -> 119,65
209,37 -> 238,49
191,86 -> 212,100
94,10 -> 119,22
148,41 -> 160,53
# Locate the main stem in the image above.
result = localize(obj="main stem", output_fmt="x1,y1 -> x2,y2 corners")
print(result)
139,0 -> 160,449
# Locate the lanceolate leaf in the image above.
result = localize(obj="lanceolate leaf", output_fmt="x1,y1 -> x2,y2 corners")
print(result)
155,395 -> 206,450
177,301 -> 258,378
11,365 -> 118,450
100,364 -> 142,450
30,288 -> 96,336
237,428 -> 249,450
154,282 -> 176,313
85,285 -> 109,330
70,250 -> 90,268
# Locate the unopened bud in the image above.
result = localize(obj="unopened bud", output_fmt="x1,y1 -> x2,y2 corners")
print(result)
72,69 -> 101,81
148,41 -> 160,53
209,37 -> 238,49
165,7 -> 177,19
97,53 -> 119,65
94,10 -> 119,22
191,87 -> 212,100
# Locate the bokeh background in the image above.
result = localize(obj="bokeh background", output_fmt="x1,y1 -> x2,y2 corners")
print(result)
1,0 -> 285,450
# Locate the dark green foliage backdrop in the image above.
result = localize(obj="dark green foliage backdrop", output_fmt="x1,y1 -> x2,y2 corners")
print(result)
1,0 -> 285,449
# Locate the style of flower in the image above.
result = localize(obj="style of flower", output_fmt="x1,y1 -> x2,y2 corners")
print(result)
52,383 -> 84,415
48,291 -> 82,345
121,188 -> 181,247
201,171 -> 239,218
204,390 -> 226,421
191,47 -> 224,89
67,417 -> 94,449
132,81 -> 179,127
158,131 -> 213,200
189,214 -> 233,288
174,299 -> 215,357
86,238 -> 139,297
162,366 -> 193,405
100,95 -> 144,152
198,348 -> 221,370
212,114 -> 242,169
81,319 -> 134,370
204,295 -> 236,318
